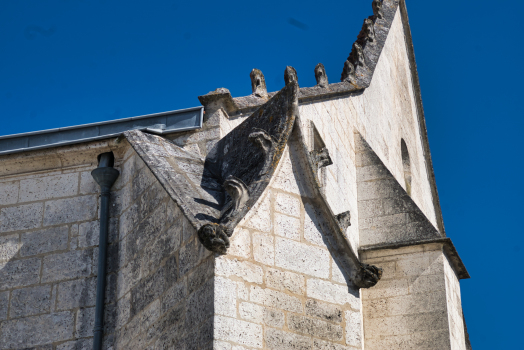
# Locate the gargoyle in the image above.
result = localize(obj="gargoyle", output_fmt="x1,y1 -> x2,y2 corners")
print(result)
197,224 -> 231,255
354,263 -> 383,289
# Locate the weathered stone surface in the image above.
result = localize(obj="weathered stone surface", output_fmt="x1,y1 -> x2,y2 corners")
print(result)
0,290 -> 9,320
0,203 -> 43,232
264,308 -> 285,328
43,195 -> 97,226
305,299 -> 343,323
253,232 -> 274,265
345,310 -> 362,347
275,192 -> 301,217
0,257 -> 41,290
228,228 -> 251,259
75,306 -> 95,337
10,285 -> 51,318
19,173 -> 78,202
288,313 -> 343,341
266,268 -> 305,295
0,233 -> 19,262
161,280 -> 187,314
307,279 -> 360,309
56,338 -> 92,350
42,250 -> 92,283
0,312 -> 74,348
239,301 -> 263,323
56,277 -> 97,310
275,213 -> 301,241
275,238 -> 330,278
214,315 -> 263,348
20,226 -> 68,257
216,257 -> 263,284
78,218 -> 118,248
215,276 -> 237,317
250,286 -> 302,313
265,328 -> 311,350
0,180 -> 19,205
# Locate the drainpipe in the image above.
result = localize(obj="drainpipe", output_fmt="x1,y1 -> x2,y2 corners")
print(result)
91,152 -> 119,350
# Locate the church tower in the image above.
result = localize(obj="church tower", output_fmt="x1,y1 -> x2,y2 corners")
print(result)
0,1 -> 471,349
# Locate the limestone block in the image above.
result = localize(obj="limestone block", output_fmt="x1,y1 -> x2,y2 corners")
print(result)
307,279 -> 360,310
345,310 -> 362,347
0,202 -> 43,232
117,257 -> 141,299
179,238 -> 211,276
313,339 -> 354,350
75,306 -> 95,338
253,232 -> 274,266
264,308 -> 285,328
0,233 -> 19,262
56,338 -> 92,350
303,204 -> 325,247
288,313 -> 343,341
19,173 -> 78,202
43,195 -> 97,226
361,279 -> 409,300
408,274 -> 446,294
237,281 -> 249,301
0,311 -> 74,348
0,291 -> 8,320
0,257 -> 41,290
244,194 -> 271,233
228,228 -> 251,259
56,277 -> 97,310
186,279 -> 214,329
364,329 -> 451,350
239,301 -> 263,323
78,218 -> 119,248
79,170 -> 99,195
275,192 -> 301,217
0,180 -> 19,205
264,328 -> 311,350
188,258 -> 214,295
214,315 -> 263,348
266,268 -> 305,295
10,285 -> 51,318
275,238 -> 330,278
42,249 -> 92,283
20,226 -> 68,257
250,286 -> 302,313
215,276 -> 237,317
363,310 -> 449,338
305,299 -> 343,323
216,257 -> 263,284
214,340 -> 232,350
275,213 -> 301,241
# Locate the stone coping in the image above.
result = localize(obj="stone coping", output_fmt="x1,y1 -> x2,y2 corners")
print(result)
359,237 -> 470,280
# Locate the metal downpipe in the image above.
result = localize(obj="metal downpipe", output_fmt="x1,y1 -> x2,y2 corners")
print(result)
91,152 -> 119,350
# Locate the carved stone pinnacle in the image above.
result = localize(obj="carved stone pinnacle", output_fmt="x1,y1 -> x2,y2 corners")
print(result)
341,60 -> 356,83
284,66 -> 298,86
349,42 -> 365,68
250,69 -> 268,99
315,63 -> 329,88
357,18 -> 375,44
372,0 -> 383,20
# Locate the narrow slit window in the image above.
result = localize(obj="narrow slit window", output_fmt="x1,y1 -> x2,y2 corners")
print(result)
401,139 -> 412,196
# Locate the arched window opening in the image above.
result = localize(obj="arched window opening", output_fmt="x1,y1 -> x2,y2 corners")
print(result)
401,139 -> 412,196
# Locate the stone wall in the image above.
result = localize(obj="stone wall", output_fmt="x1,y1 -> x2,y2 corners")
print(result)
360,243 -> 466,350
0,149 -> 104,349
213,143 -> 363,350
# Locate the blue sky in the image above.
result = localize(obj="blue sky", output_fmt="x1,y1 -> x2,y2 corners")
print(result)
1,0 -> 522,348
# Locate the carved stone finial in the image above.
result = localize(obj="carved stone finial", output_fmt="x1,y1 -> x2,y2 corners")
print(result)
314,63 -> 329,88
197,224 -> 230,255
341,60 -> 355,83
223,176 -> 249,216
250,69 -> 268,99
357,18 -> 375,44
354,263 -> 383,288
372,0 -> 383,20
311,147 -> 333,169
336,211 -> 351,231
349,42 -> 365,68
284,66 -> 298,86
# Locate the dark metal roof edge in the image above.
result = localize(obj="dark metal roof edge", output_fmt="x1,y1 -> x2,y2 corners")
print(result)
0,106 -> 203,140
0,106 -> 204,156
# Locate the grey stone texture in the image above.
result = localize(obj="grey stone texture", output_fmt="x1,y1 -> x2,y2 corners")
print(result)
10,285 -> 51,318
20,226 -> 69,257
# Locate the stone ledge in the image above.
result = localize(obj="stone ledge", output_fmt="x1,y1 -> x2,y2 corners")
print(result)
359,238 -> 470,280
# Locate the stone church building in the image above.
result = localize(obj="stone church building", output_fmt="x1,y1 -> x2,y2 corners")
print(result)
0,1 -> 471,349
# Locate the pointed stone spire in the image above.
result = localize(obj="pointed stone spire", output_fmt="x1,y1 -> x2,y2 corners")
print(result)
315,63 -> 329,88
250,68 -> 268,98
372,0 -> 383,20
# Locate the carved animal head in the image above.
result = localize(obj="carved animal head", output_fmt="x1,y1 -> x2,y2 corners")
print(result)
354,263 -> 383,288
250,69 -> 268,98
197,224 -> 230,255
315,63 -> 329,88
284,66 -> 298,86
